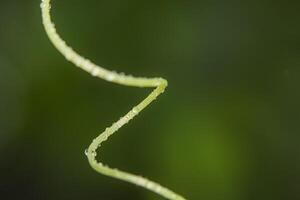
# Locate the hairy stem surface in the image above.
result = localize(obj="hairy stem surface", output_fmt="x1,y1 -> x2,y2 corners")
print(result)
41,0 -> 186,199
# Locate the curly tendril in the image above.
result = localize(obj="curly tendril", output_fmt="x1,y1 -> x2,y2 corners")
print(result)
41,0 -> 186,199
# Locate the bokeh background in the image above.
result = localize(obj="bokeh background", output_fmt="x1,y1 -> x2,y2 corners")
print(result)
0,0 -> 299,199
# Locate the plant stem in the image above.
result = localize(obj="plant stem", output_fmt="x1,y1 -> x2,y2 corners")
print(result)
41,0 -> 186,199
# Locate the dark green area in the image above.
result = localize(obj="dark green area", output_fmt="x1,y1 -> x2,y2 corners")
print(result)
0,0 -> 299,200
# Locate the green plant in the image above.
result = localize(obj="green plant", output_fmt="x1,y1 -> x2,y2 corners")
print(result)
41,0 -> 186,199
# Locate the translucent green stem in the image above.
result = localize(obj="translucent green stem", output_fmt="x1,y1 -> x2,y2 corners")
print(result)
41,0 -> 186,199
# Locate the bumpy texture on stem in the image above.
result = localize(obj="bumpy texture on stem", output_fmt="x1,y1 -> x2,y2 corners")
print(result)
41,0 -> 186,199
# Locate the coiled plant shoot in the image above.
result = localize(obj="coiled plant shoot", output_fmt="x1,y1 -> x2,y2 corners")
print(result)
41,0 -> 186,199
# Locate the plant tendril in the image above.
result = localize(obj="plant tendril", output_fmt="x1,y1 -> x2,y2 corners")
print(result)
41,0 -> 186,199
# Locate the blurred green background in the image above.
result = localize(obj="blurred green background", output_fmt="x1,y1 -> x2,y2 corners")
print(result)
0,0 -> 299,199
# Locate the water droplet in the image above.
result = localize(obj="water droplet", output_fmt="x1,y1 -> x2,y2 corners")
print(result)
132,108 -> 138,114
92,68 -> 99,76
107,74 -> 115,81
92,151 -> 97,157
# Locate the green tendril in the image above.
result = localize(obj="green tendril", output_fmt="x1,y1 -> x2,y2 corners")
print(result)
41,0 -> 186,199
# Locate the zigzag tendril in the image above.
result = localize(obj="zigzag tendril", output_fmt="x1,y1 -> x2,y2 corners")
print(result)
41,0 -> 186,199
